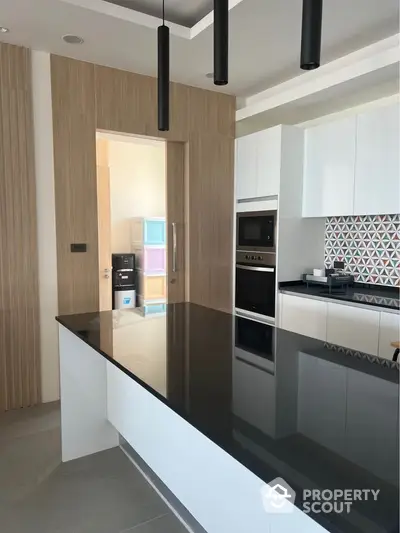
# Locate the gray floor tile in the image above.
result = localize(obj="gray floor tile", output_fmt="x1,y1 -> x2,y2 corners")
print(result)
0,403 -> 189,533
123,513 -> 189,533
0,401 -> 60,442
2,449 -> 169,533
58,447 -> 134,479
0,426 -> 61,504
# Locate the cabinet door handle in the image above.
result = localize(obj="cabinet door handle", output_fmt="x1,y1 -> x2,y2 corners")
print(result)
172,222 -> 177,273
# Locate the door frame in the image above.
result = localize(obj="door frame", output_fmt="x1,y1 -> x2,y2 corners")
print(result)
95,132 -> 186,310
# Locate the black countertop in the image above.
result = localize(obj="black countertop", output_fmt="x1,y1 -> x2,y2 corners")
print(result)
56,304 -> 399,533
280,281 -> 400,311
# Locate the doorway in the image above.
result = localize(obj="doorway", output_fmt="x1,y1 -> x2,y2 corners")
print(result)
96,131 -> 186,312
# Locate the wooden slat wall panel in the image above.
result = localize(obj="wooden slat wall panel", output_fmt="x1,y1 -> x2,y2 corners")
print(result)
0,43 -> 40,410
51,56 -> 99,315
51,55 -> 235,315
187,135 -> 235,312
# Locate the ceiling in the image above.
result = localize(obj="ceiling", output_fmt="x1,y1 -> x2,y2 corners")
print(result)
0,0 -> 398,97
105,0 -> 213,27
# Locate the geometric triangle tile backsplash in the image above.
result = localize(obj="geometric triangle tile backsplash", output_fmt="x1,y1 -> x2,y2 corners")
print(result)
325,214 -> 400,287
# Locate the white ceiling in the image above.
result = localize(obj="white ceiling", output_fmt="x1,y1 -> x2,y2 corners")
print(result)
105,0 -> 213,27
0,0 -> 398,97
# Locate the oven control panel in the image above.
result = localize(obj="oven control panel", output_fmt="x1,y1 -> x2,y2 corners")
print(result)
244,254 -> 264,261
236,250 -> 276,267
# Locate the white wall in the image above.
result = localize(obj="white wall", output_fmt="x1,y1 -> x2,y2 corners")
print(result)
31,51 -> 59,403
107,139 -> 166,253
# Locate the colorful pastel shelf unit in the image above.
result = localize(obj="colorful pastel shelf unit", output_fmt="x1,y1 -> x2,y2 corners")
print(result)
131,217 -> 167,310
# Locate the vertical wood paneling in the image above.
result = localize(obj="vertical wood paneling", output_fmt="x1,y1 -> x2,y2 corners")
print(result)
51,56 -> 99,314
187,134 -> 235,312
0,43 -> 40,410
51,55 -> 235,314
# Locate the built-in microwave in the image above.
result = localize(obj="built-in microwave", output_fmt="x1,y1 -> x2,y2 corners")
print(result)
236,210 -> 277,253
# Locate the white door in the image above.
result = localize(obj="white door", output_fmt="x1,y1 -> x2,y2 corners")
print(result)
326,302 -> 380,355
280,294 -> 327,340
354,102 -> 400,215
378,311 -> 400,360
256,127 -> 281,198
235,134 -> 257,200
302,117 -> 356,217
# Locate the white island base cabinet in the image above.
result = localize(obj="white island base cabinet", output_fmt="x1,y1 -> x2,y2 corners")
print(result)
59,325 -> 328,533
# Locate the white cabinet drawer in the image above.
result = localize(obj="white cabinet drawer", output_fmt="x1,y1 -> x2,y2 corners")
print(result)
281,294 -> 327,341
378,312 -> 400,360
327,302 -> 379,355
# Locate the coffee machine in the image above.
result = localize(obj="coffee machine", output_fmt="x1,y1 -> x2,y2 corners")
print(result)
112,254 -> 136,310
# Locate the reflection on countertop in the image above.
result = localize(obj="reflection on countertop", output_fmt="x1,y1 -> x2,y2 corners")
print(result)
56,303 -> 399,533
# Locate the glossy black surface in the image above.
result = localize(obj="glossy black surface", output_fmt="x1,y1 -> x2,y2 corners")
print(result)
280,281 -> 400,311
56,304 -> 399,533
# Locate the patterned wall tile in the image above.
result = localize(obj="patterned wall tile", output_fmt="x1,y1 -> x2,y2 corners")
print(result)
325,214 -> 400,287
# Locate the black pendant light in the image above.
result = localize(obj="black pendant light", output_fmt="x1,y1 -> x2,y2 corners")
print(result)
214,0 -> 228,85
158,0 -> 170,131
300,0 -> 323,70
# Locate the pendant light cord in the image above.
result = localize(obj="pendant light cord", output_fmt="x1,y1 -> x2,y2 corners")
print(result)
162,0 -> 165,25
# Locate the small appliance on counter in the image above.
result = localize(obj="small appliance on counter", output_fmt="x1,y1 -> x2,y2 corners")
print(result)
112,253 -> 136,310
303,262 -> 354,294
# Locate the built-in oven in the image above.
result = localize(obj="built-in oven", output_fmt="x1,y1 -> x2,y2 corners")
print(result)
236,210 -> 277,253
235,250 -> 276,322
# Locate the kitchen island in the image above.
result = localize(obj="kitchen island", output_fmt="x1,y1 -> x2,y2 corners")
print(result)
56,303 -> 399,533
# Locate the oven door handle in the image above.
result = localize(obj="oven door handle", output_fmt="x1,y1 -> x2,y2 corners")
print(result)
236,265 -> 275,273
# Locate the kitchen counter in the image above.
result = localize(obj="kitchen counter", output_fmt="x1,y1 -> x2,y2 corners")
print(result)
280,281 -> 399,312
56,304 -> 399,533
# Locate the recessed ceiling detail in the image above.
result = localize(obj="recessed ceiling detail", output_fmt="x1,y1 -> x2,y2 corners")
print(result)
0,0 -> 398,98
104,0 -> 213,27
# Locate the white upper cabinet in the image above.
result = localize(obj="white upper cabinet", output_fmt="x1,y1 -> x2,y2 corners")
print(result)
302,116 -> 356,217
256,127 -> 281,198
354,102 -> 400,216
235,133 -> 258,200
235,126 -> 283,201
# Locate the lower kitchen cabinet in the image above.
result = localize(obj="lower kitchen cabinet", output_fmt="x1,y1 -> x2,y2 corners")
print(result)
326,302 -> 380,355
280,294 -> 327,340
378,312 -> 400,360
280,293 -> 398,359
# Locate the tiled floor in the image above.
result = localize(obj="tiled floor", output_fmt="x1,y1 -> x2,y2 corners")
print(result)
0,402 -> 188,533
